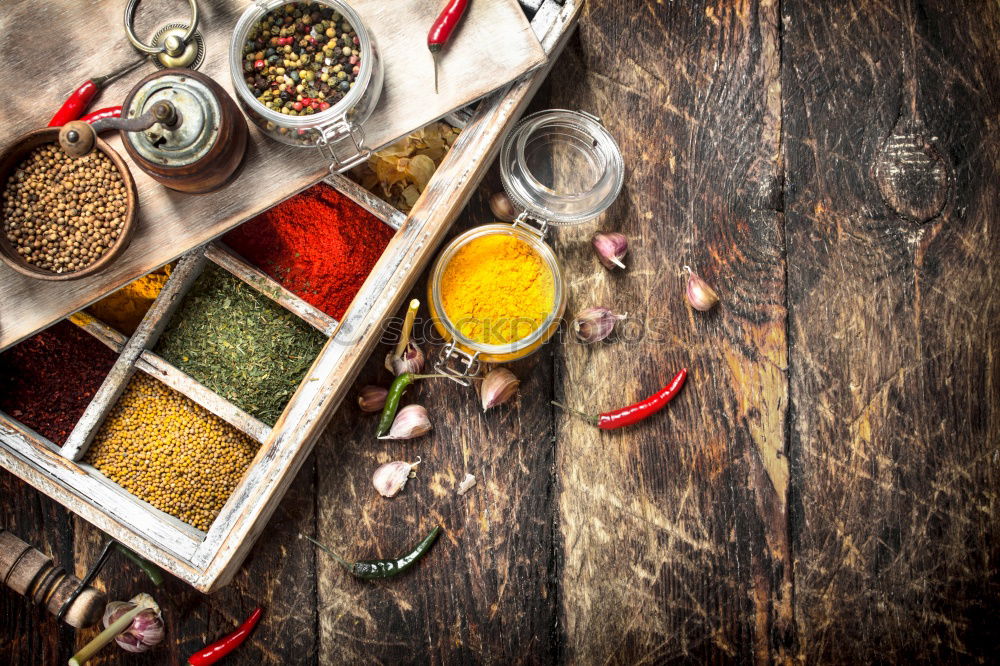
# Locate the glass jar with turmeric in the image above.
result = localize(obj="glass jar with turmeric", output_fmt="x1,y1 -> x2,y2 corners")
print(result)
429,110 -> 624,380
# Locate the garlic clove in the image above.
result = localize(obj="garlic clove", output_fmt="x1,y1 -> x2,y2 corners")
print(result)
592,232 -> 628,269
489,191 -> 517,222
457,473 -> 477,496
684,266 -> 719,311
479,367 -> 520,411
385,341 -> 425,375
372,458 -> 421,497
358,385 -> 388,412
380,404 -> 432,440
103,593 -> 164,654
572,307 -> 628,343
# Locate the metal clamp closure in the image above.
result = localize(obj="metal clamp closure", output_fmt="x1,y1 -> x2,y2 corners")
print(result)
434,342 -> 481,387
317,121 -> 371,173
512,210 -> 549,239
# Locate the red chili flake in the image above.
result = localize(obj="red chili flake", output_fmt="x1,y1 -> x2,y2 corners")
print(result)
222,183 -> 394,321
0,320 -> 117,444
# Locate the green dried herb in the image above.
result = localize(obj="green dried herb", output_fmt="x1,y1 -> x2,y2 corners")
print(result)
155,265 -> 326,425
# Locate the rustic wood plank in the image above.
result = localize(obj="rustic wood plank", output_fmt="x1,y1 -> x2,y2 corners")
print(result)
68,311 -> 129,353
783,0 -> 1000,662
550,0 -> 788,663
0,0 -> 545,351
0,475 -> 76,666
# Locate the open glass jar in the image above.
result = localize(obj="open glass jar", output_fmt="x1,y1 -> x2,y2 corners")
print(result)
428,109 -> 624,382
229,0 -> 383,172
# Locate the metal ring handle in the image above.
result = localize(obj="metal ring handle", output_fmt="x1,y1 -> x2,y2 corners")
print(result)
124,0 -> 199,55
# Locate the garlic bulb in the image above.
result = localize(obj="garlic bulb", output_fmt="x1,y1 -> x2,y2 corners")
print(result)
592,232 -> 628,269
102,593 -> 164,654
385,341 -> 425,375
379,404 -> 432,440
572,307 -> 627,343
358,385 -> 388,412
479,368 -> 519,411
372,459 -> 421,497
489,192 -> 517,222
684,266 -> 719,311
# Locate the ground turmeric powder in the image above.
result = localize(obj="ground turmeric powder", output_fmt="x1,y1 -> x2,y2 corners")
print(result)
439,233 -> 555,345
86,264 -> 172,335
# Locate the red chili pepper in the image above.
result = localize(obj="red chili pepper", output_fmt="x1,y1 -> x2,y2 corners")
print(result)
79,106 -> 122,124
427,0 -> 470,93
48,80 -> 100,127
47,59 -> 145,127
187,607 -> 263,666
553,368 -> 688,429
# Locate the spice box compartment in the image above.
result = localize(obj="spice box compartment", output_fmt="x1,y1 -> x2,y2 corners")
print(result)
0,0 -> 582,592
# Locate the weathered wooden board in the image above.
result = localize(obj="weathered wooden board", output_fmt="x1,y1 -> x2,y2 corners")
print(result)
3,1 -> 999,664
0,476 -> 76,666
783,0 -> 1000,662
548,1 -> 789,663
0,0 -> 545,350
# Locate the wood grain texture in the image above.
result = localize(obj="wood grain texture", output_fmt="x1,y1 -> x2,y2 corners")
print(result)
0,476 -> 75,666
549,1 -> 789,663
313,247 -> 560,663
4,1 -> 1000,664
783,0 -> 1000,662
0,0 -> 544,350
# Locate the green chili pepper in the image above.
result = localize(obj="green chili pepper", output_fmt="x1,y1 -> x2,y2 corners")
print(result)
375,373 -> 449,437
303,526 -> 442,579
114,542 -> 165,586
376,373 -> 416,437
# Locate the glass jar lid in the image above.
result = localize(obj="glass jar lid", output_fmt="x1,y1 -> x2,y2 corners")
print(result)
499,109 -> 624,226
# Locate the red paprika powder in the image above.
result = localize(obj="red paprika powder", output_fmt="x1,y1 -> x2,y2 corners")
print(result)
223,183 -> 394,321
0,320 -> 117,445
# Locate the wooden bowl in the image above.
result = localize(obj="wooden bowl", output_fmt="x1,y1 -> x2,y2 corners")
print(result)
0,128 -> 138,281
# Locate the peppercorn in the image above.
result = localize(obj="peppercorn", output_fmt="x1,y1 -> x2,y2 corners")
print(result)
84,373 -> 259,532
243,1 -> 360,115
2,143 -> 127,274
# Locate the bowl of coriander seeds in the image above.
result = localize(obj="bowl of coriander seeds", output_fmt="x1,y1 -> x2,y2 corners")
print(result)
0,128 -> 137,280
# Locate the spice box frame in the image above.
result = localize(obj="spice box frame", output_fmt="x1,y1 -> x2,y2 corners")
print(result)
0,0 -> 580,592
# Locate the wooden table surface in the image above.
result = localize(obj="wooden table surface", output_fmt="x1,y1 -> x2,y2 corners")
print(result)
2,0 -> 997,663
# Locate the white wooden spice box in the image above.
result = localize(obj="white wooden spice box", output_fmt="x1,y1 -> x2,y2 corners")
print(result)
0,0 -> 580,592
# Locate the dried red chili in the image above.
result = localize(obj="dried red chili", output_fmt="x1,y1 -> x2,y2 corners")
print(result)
223,183 -> 393,321
553,368 -> 688,430
0,320 -> 117,444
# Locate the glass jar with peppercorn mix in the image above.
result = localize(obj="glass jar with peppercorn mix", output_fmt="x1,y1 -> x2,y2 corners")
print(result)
428,110 -> 624,380
229,0 -> 383,171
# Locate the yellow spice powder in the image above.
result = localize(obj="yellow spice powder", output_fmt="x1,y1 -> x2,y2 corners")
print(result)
86,264 -> 173,335
440,233 -> 555,345
85,373 -> 258,532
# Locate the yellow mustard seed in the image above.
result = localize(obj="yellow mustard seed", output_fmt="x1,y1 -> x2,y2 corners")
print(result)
84,373 -> 259,532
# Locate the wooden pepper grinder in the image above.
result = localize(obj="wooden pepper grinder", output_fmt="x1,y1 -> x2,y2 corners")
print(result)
59,69 -> 248,194
0,529 -> 106,628
120,68 -> 248,193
